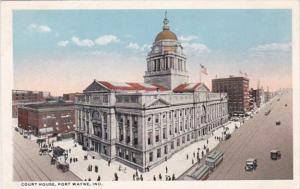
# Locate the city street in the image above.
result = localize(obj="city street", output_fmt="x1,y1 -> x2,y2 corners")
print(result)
52,121 -> 240,181
13,129 -> 81,181
208,91 -> 293,180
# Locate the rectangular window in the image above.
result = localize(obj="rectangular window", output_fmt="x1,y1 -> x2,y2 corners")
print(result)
177,138 -> 180,146
164,145 -> 168,154
157,148 -> 161,158
148,132 -> 152,145
182,136 -> 185,144
171,141 -> 174,149
163,128 -> 166,139
155,130 -> 159,142
132,152 -> 136,163
149,152 -> 153,162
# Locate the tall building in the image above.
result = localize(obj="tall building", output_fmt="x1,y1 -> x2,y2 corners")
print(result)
12,90 -> 51,118
75,15 -> 229,172
18,102 -> 75,136
212,76 -> 250,116
144,15 -> 188,90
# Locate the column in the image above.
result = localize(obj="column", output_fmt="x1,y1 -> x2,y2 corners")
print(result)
183,109 -> 186,132
160,113 -> 163,142
166,112 -> 170,140
129,115 -> 133,146
122,114 -> 126,144
152,114 -> 155,146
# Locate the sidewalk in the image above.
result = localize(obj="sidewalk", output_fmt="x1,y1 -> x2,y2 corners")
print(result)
52,120 -> 241,181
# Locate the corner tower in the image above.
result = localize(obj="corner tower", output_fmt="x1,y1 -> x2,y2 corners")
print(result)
144,12 -> 189,90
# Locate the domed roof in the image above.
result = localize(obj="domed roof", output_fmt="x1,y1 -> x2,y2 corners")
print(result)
155,30 -> 178,42
154,12 -> 178,42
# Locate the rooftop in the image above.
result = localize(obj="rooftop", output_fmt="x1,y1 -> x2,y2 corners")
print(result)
24,102 -> 74,109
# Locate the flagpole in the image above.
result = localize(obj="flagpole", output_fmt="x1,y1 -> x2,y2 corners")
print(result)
199,64 -> 202,83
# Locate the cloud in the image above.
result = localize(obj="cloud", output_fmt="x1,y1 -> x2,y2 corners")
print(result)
28,24 -> 52,33
251,42 -> 291,52
182,42 -> 210,54
57,40 -> 69,47
71,36 -> 94,47
179,35 -> 198,42
126,42 -> 140,50
126,42 -> 151,51
95,35 -> 120,46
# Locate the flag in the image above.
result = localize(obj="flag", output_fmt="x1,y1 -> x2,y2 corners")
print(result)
239,70 -> 243,75
200,64 -> 208,75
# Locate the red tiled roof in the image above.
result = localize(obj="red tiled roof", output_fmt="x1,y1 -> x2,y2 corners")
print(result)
97,81 -> 167,92
173,83 -> 208,93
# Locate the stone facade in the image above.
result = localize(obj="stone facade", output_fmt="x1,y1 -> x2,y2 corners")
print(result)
75,15 -> 229,172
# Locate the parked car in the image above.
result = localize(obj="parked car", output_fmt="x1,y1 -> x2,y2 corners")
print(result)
225,134 -> 231,140
264,110 -> 271,116
276,120 -> 281,125
270,150 -> 281,160
245,158 -> 257,171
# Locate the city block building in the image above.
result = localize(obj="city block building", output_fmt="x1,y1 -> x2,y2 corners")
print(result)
75,15 -> 229,172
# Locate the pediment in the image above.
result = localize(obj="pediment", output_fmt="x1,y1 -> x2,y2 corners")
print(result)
145,98 -> 171,108
84,80 -> 110,92
195,84 -> 210,92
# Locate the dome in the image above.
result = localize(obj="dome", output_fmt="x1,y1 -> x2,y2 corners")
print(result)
154,12 -> 178,42
155,30 -> 178,42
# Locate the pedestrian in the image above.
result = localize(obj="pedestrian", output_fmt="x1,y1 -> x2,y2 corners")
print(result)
186,154 -> 189,160
172,174 -> 175,180
97,176 -> 101,181
140,174 -> 143,181
108,160 -> 111,166
165,166 -> 168,173
114,172 -> 118,181
153,175 -> 156,181
133,174 -> 136,181
207,139 -> 209,144
88,178 -> 91,181
70,157 -> 72,163
135,169 -> 138,177
159,173 -> 162,180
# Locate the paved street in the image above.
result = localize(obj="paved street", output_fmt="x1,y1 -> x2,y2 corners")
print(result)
208,91 -> 293,180
13,129 -> 81,181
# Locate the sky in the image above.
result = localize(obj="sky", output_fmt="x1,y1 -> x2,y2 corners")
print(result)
13,9 -> 292,96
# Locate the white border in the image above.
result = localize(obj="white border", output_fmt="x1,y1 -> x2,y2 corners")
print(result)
1,1 -> 299,189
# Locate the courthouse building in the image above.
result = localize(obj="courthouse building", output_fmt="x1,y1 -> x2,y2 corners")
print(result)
75,15 -> 229,172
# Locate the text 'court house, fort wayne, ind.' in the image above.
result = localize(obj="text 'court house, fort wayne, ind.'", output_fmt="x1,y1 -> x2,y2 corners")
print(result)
75,13 -> 229,172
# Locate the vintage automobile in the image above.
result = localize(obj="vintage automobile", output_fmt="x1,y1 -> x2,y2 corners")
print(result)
270,150 -> 281,160
245,158 -> 257,171
225,134 -> 231,140
264,110 -> 271,116
276,120 -> 281,125
56,161 -> 69,172
39,147 -> 49,155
